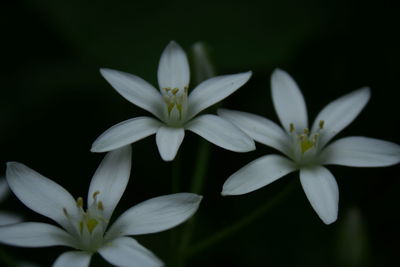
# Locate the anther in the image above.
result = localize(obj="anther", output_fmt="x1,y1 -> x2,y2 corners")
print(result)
97,201 -> 104,211
76,197 -> 83,208
303,128 -> 310,135
171,88 -> 179,95
319,120 -> 324,129
290,123 -> 295,133
93,191 -> 100,199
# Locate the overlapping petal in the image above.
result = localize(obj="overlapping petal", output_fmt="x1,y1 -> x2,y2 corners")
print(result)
157,41 -> 190,91
222,154 -> 296,195
106,193 -> 202,238
271,69 -> 308,132
100,68 -> 164,119
321,136 -> 400,167
0,222 -> 75,247
88,146 -> 132,221
99,237 -> 162,267
6,162 -> 78,229
53,251 -> 92,267
218,108 -> 290,155
299,166 -> 339,225
311,87 -> 370,147
155,126 -> 185,161
91,117 -> 162,153
186,71 -> 252,120
186,114 -> 255,152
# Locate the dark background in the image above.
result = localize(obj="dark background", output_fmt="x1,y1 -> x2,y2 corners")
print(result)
1,0 -> 399,266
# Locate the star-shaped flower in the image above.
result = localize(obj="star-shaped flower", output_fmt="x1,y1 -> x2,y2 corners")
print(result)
0,147 -> 202,266
219,69 -> 400,224
91,41 -> 255,161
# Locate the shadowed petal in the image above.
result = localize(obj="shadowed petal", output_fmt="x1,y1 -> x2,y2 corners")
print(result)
218,109 -> 290,155
186,71 -> 252,120
53,251 -> 92,267
321,136 -> 400,167
300,166 -> 339,225
0,178 -> 9,202
186,114 -> 255,152
156,126 -> 185,161
271,69 -> 308,132
91,117 -> 162,153
88,146 -> 132,221
222,154 -> 296,195
0,222 -> 75,247
157,41 -> 190,91
99,237 -> 162,267
311,87 -> 370,147
100,68 -> 164,119
6,162 -> 78,229
106,193 -> 202,238
0,212 -> 22,226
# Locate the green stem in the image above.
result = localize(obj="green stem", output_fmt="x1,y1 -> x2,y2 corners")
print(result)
174,140 -> 211,267
186,181 -> 296,258
171,152 -> 181,193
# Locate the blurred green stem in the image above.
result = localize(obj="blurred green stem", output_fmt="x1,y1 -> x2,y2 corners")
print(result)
171,152 -> 181,193
186,181 -> 296,258
174,140 -> 211,267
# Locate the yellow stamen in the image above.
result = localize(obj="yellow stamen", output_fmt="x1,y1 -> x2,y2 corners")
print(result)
76,197 -> 83,208
97,201 -> 104,211
300,138 -> 314,153
290,123 -> 295,133
171,88 -> 179,95
93,191 -> 100,199
319,120 -> 324,129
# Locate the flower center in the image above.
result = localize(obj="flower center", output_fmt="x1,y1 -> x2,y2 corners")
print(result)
62,191 -> 108,251
161,86 -> 188,125
289,120 -> 324,164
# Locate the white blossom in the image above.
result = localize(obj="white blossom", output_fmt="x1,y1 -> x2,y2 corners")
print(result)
219,69 -> 400,224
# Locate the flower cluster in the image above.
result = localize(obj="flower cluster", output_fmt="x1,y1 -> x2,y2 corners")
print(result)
0,41 -> 399,267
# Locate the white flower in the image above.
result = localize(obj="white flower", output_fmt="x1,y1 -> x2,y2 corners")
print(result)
91,41 -> 255,161
219,69 -> 400,224
0,147 -> 202,266
0,177 -> 22,226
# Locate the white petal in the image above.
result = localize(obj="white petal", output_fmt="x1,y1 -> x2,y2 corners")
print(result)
217,109 -> 290,155
311,87 -> 370,147
0,222 -> 74,247
271,69 -> 308,132
321,136 -> 400,167
185,114 -> 255,152
186,71 -> 252,120
0,178 -> 9,202
155,126 -> 185,161
88,146 -> 132,221
106,193 -> 202,238
0,212 -> 22,226
6,162 -> 78,229
99,237 -> 163,267
100,68 -> 164,119
222,154 -> 296,195
53,251 -> 92,267
157,41 -> 190,91
300,166 -> 339,225
91,117 -> 162,153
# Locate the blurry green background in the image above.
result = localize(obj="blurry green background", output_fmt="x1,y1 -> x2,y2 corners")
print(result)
1,0 -> 399,266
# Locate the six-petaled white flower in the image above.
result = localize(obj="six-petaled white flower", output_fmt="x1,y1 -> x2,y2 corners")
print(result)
0,147 -> 202,266
219,69 -> 400,224
91,41 -> 255,161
